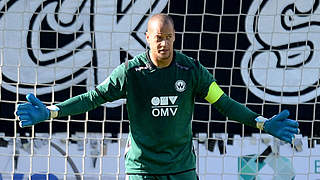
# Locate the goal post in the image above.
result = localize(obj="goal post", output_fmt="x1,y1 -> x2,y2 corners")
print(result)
0,0 -> 319,179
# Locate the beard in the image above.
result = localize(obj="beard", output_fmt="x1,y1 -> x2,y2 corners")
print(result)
157,49 -> 171,61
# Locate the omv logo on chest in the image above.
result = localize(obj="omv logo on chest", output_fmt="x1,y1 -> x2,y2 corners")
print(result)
151,96 -> 178,117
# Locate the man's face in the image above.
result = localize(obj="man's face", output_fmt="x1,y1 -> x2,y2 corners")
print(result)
146,21 -> 175,63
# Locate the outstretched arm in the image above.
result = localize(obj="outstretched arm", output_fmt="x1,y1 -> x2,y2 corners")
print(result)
15,90 -> 107,128
193,60 -> 299,144
15,63 -> 127,128
205,82 -> 299,144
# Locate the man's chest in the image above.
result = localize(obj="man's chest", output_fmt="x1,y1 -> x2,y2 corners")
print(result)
128,67 -> 194,96
126,65 -> 196,119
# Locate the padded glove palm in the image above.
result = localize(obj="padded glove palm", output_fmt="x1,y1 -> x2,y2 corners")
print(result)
264,110 -> 299,143
15,93 -> 50,128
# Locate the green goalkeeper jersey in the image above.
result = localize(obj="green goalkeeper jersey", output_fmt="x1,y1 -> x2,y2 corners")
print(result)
55,50 -> 258,174
57,50 -> 215,174
108,51 -> 214,174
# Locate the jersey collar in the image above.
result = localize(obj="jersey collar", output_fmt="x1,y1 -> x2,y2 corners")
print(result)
146,50 -> 176,70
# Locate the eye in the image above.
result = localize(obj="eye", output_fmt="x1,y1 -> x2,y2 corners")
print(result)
156,36 -> 163,41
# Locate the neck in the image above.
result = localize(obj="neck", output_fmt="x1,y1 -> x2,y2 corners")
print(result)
149,51 -> 173,68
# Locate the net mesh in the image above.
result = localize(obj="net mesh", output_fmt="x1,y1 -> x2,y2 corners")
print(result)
0,0 -> 319,179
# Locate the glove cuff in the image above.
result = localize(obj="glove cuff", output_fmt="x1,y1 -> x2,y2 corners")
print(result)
255,116 -> 268,130
47,105 -> 60,119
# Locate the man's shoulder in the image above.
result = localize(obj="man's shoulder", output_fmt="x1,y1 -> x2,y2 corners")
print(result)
175,51 -> 200,69
124,52 -> 148,70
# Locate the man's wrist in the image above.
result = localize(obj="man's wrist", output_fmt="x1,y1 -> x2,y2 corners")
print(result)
255,116 -> 268,130
47,105 -> 60,119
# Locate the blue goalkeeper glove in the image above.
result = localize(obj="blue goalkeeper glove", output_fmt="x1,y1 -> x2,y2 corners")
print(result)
261,110 -> 299,144
15,93 -> 50,128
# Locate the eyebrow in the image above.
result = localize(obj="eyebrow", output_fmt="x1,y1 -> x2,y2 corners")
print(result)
154,33 -> 173,36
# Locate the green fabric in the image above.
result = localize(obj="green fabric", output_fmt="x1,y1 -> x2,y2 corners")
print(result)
56,90 -> 106,117
55,50 -> 215,175
123,51 -> 215,174
54,50 -> 259,174
56,63 -> 127,117
126,169 -> 198,180
212,94 -> 259,128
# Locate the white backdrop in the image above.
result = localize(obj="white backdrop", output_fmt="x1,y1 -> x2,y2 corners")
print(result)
0,133 -> 318,180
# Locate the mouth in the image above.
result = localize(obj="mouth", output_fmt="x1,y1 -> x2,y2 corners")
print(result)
158,49 -> 168,54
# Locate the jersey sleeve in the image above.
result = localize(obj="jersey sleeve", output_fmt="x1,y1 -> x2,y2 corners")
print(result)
56,63 -> 127,117
212,94 -> 259,128
195,61 -> 259,128
194,61 -> 216,98
95,63 -> 127,102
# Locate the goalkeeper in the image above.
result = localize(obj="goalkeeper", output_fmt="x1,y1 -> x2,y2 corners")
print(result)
15,14 -> 299,180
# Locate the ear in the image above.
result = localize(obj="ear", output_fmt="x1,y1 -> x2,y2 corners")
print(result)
172,30 -> 176,42
145,32 -> 150,44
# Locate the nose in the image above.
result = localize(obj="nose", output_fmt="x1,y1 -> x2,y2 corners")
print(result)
160,40 -> 168,46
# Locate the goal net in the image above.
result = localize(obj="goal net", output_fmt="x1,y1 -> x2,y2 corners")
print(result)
0,0 -> 319,179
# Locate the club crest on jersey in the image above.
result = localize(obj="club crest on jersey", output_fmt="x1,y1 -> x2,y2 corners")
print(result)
175,80 -> 186,92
